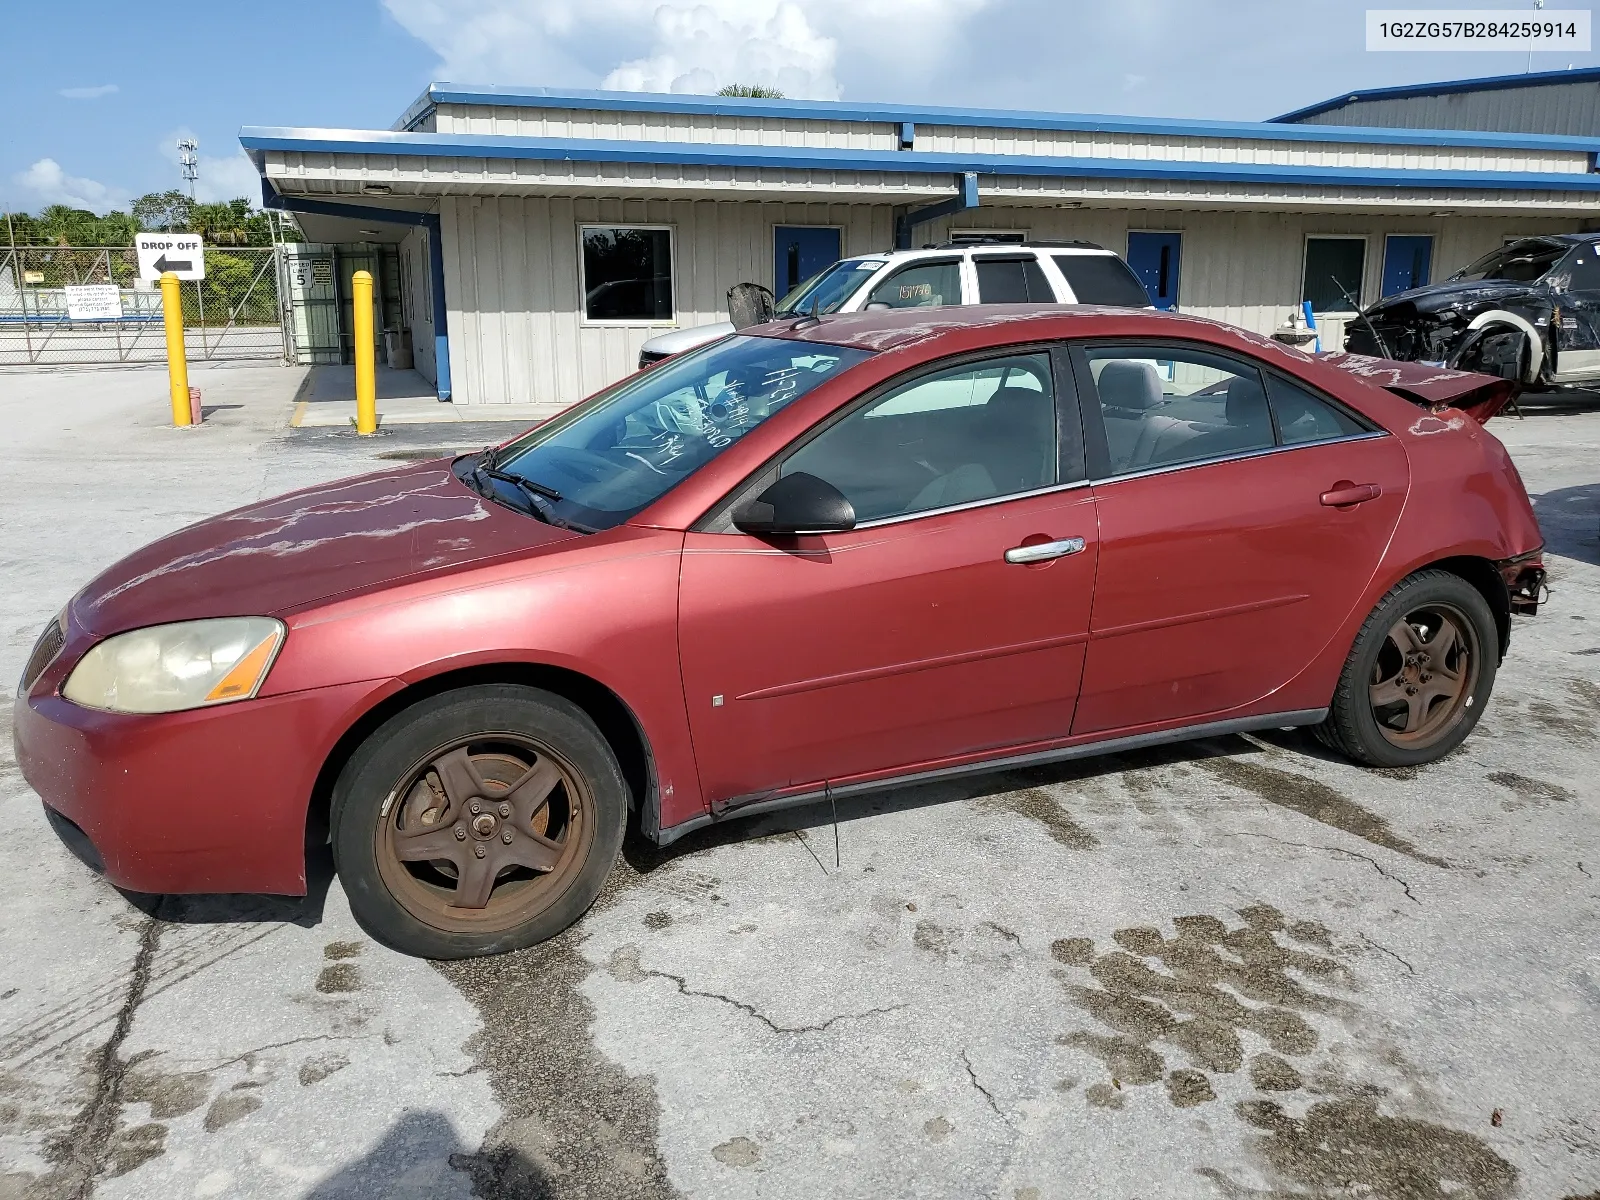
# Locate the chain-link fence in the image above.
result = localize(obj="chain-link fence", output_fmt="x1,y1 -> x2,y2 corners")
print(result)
0,246 -> 285,366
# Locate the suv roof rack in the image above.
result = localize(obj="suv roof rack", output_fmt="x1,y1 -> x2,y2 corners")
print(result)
935,238 -> 1107,251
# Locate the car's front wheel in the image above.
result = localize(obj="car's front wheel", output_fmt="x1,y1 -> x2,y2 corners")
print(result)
1315,569 -> 1499,769
331,684 -> 628,959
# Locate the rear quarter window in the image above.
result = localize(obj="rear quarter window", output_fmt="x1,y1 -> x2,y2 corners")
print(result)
1053,254 -> 1150,307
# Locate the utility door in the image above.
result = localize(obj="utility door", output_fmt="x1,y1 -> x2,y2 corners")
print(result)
1381,235 -> 1434,296
773,227 -> 842,302
1126,232 -> 1181,310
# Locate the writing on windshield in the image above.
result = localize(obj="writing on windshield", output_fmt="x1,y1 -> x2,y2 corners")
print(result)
491,336 -> 872,530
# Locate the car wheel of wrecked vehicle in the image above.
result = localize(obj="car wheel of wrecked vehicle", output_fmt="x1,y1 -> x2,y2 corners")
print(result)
331,684 -> 628,959
1315,570 -> 1498,769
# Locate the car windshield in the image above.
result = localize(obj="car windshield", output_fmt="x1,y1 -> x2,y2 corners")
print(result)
1450,240 -> 1568,283
486,335 -> 872,529
774,259 -> 884,315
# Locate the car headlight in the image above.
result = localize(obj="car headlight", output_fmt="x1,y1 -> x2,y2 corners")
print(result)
63,618 -> 285,714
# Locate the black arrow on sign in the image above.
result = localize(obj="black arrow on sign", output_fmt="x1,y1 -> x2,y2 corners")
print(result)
153,254 -> 193,273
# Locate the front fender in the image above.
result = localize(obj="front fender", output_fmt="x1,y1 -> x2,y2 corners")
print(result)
1455,309 -> 1544,382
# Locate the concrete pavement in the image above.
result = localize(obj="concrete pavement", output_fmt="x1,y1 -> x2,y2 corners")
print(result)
0,363 -> 1597,1199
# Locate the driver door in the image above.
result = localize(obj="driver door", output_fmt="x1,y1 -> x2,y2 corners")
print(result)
1554,241 -> 1600,380
676,348 -> 1099,807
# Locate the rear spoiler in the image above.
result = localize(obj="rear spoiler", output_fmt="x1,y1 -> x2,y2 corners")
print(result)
1314,352 -> 1516,423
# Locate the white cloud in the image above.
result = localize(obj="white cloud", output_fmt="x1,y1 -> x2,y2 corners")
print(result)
158,130 -> 263,203
58,84 -> 119,100
381,0 -> 993,100
11,158 -> 131,214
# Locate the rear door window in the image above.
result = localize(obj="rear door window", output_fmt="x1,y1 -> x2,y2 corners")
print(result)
1267,375 -> 1372,446
1052,254 -> 1150,307
974,256 -> 1055,303
865,259 -> 963,309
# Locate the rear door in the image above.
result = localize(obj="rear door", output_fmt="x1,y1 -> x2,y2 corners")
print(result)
677,347 -> 1098,806
1554,241 -> 1600,380
1069,340 -> 1409,735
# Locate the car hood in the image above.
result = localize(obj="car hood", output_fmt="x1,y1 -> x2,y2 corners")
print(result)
73,460 -> 580,637
1366,277 -> 1541,316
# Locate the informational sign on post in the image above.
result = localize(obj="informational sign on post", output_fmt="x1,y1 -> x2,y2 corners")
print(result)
64,284 -> 124,320
136,233 -> 206,281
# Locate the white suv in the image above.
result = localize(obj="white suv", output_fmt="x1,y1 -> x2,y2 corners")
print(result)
638,240 -> 1151,368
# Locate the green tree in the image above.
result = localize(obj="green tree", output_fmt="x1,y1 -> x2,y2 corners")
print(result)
717,83 -> 785,98
132,190 -> 191,232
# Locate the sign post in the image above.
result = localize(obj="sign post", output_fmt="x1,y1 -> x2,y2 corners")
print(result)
161,272 -> 192,428
351,270 -> 378,435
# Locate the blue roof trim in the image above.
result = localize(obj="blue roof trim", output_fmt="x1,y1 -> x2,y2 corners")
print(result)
239,126 -> 1600,193
411,82 -> 1600,154
1273,65 -> 1600,123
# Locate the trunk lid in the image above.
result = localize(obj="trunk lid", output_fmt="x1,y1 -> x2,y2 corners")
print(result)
1315,352 -> 1516,423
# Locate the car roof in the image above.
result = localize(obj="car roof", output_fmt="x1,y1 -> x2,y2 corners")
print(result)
762,304 -> 1257,355
845,242 -> 1116,264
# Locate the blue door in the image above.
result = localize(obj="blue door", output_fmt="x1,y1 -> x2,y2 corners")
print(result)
1381,235 -> 1433,296
1126,232 -> 1181,310
773,226 -> 841,301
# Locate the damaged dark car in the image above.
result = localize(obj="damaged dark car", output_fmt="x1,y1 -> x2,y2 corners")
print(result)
1346,234 -> 1600,390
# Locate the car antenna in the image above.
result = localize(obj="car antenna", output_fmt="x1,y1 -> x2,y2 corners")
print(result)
1334,276 -> 1392,359
790,293 -> 824,331
826,779 -> 840,869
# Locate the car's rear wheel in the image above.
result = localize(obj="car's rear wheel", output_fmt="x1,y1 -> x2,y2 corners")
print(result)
331,684 -> 627,959
1315,570 -> 1498,769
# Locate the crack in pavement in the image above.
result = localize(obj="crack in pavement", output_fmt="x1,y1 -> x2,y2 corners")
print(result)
1235,832 -> 1421,904
174,1033 -> 374,1076
961,1048 -> 1005,1119
613,949 -> 905,1034
1580,861 -> 1593,880
1357,932 -> 1417,976
45,914 -> 162,1200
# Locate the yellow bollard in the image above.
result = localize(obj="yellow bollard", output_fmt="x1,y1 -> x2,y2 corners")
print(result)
160,272 -> 191,428
351,269 -> 377,435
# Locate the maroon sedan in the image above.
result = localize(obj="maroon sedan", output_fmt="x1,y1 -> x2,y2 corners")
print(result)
15,308 -> 1545,958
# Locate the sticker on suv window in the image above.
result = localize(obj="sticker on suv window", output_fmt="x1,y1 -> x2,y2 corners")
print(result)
855,260 -> 886,270
899,282 -> 933,300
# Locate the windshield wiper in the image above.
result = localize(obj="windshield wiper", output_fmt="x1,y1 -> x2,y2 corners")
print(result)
468,459 -> 570,527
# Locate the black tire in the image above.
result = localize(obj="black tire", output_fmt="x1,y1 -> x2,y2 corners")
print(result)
331,684 -> 628,959
1315,569 -> 1499,769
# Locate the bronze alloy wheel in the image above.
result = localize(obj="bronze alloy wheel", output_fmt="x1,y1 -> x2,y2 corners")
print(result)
1366,601 -> 1480,749
374,733 -> 595,935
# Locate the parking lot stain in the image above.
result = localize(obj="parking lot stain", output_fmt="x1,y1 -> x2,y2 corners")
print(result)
102,1122 -> 165,1178
975,787 -> 1097,849
119,1068 -> 211,1120
642,912 -> 671,930
201,1091 -> 260,1134
710,1136 -> 762,1166
297,1052 -> 350,1087
922,1116 -> 953,1141
1199,1096 -> 1517,1199
1487,770 -> 1574,809
435,853 -> 679,1200
1166,1069 -> 1215,1107
1196,758 -> 1448,867
1052,905 -> 1522,1197
322,941 -> 362,960
314,963 -> 361,994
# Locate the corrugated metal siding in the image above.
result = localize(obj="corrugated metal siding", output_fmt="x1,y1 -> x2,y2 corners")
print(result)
435,103 -> 900,150
923,208 -> 1578,336
430,104 -> 1588,173
1296,80 -> 1600,136
912,125 -> 1587,175
262,150 -> 1600,215
441,196 -> 894,407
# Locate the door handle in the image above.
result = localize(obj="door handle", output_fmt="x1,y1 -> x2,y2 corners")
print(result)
1320,483 -> 1381,508
1005,537 -> 1086,564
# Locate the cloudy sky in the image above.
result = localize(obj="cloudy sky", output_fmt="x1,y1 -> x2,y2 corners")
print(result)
2,0 -> 1593,215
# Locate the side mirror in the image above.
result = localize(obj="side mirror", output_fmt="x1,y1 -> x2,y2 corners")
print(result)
732,472 -> 856,536
864,301 -> 891,311
726,282 -> 775,329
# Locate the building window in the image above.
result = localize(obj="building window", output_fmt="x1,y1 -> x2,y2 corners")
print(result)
1302,237 -> 1366,313
581,226 -> 674,322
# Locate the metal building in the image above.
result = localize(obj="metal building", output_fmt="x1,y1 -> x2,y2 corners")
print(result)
1274,65 -> 1600,136
241,83 -> 1600,411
